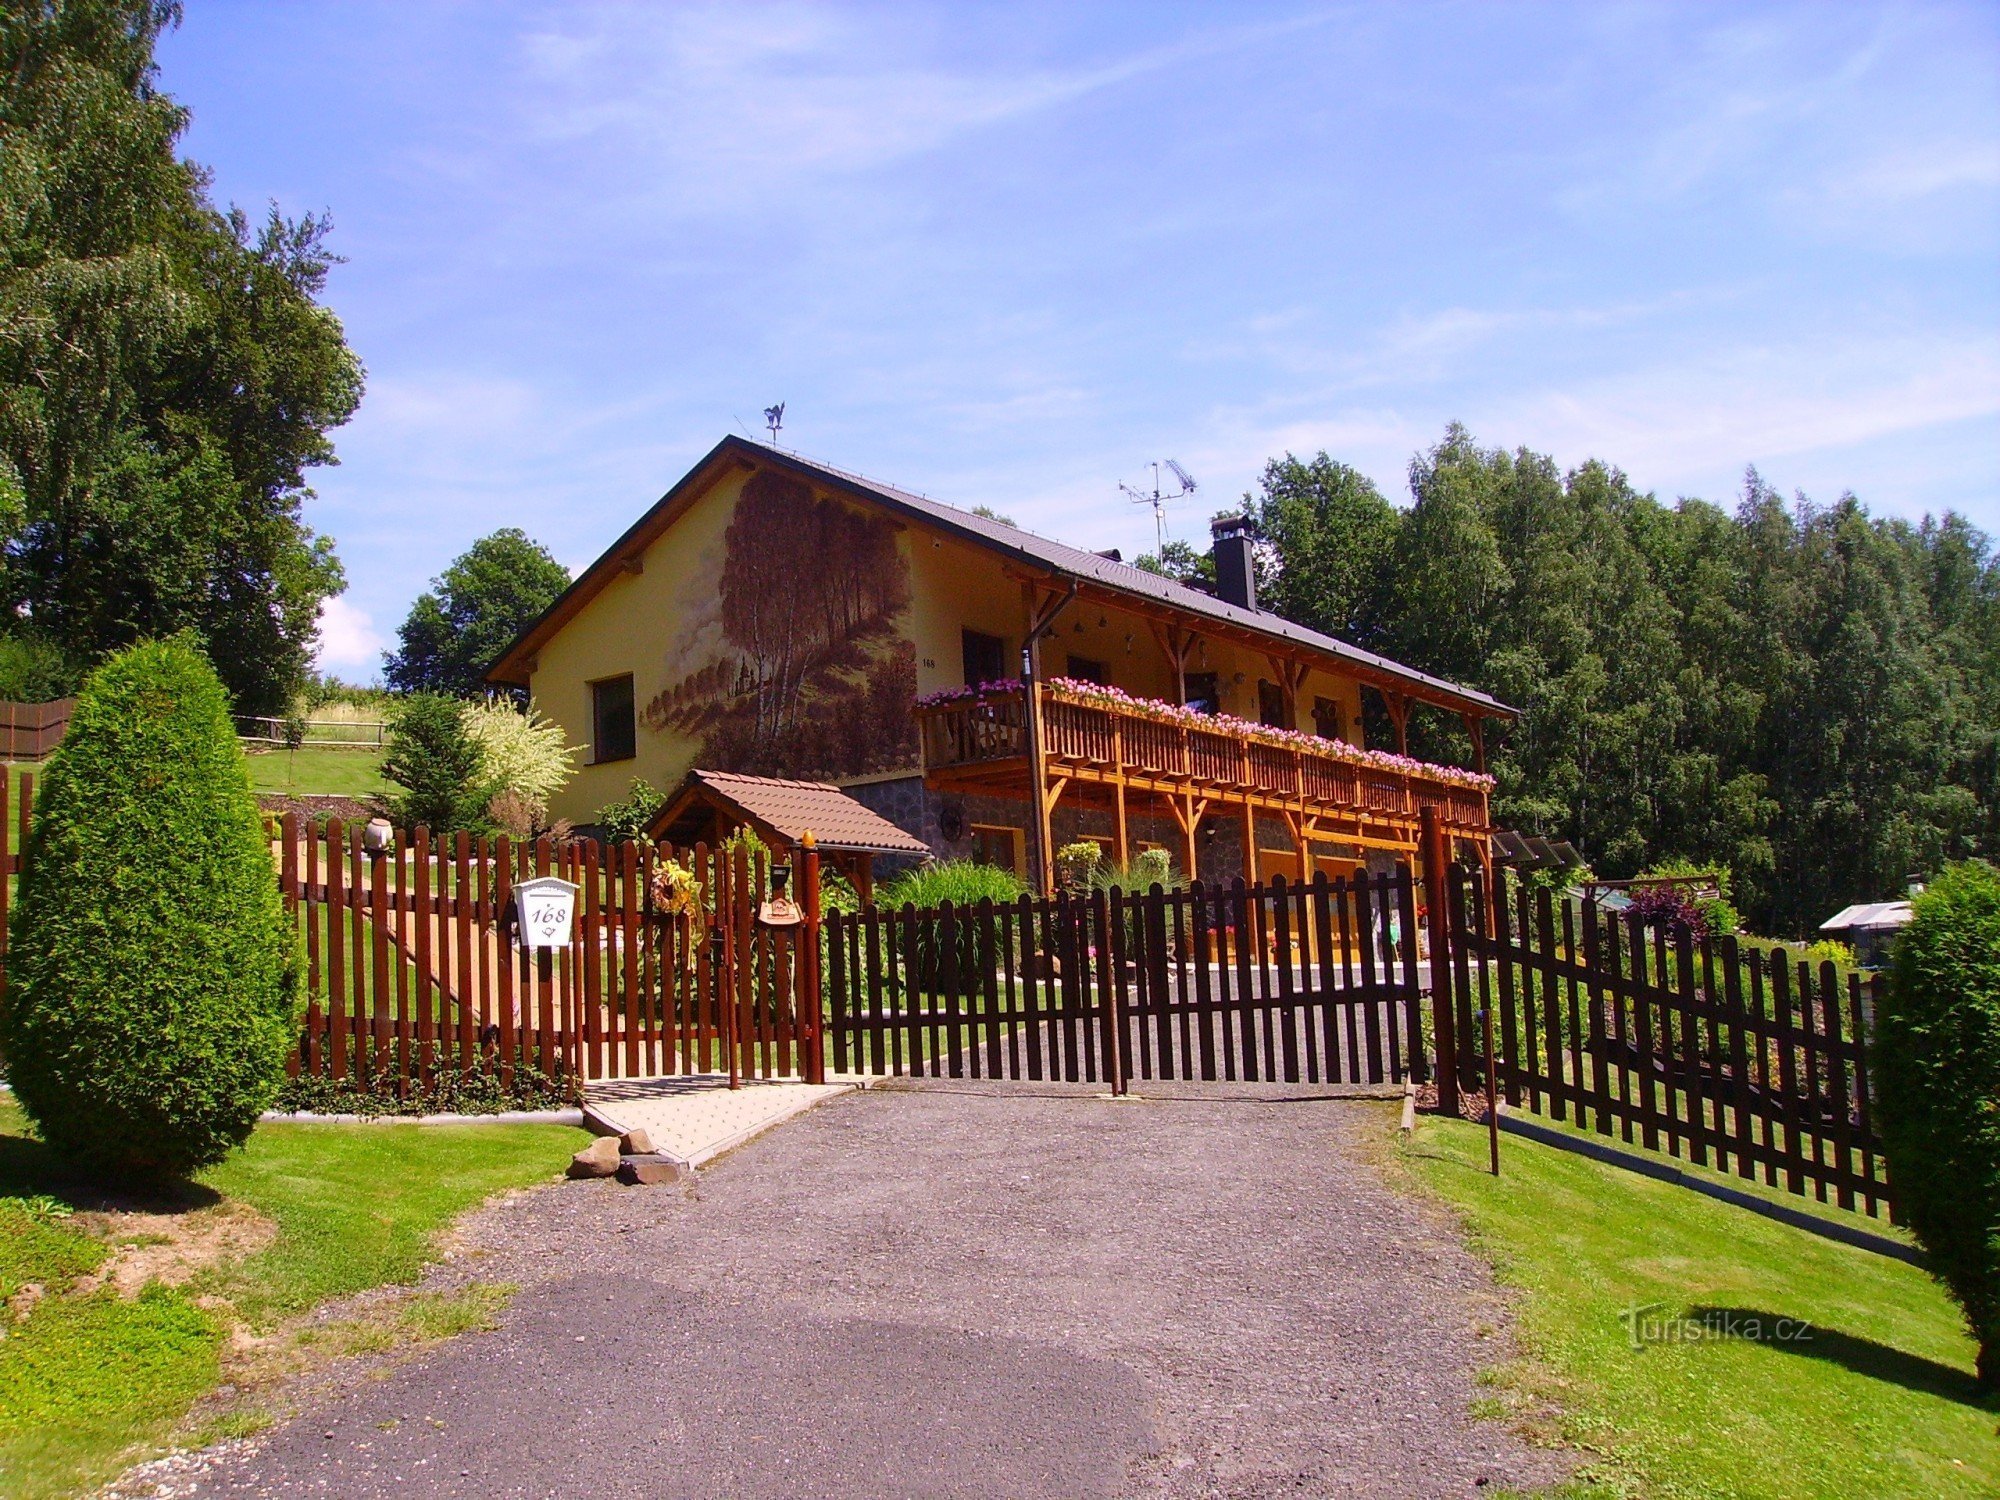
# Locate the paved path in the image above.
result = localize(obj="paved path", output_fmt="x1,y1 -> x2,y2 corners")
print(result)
586,1073 -> 864,1165
158,1083 -> 1569,1499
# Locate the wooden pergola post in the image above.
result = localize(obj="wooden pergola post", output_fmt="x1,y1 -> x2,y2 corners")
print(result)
1385,690 -> 1411,756
1420,806 -> 1459,1114
1021,580 -> 1077,895
1111,717 -> 1129,868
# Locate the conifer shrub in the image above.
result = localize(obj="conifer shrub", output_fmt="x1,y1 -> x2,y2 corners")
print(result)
1874,859 -> 2000,1390
0,639 -> 300,1179
383,691 -> 486,832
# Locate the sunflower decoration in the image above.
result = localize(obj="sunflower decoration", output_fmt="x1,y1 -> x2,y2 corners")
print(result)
649,858 -> 704,919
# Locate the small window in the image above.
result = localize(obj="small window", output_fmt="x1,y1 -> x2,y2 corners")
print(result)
1066,654 -> 1107,684
1183,672 -> 1220,715
962,629 -> 1006,687
1312,695 -> 1344,741
1257,680 -> 1289,729
591,675 -> 636,763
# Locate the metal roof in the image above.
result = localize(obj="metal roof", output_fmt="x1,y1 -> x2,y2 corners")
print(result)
1819,901 -> 1913,933
732,441 -> 1514,717
647,769 -> 931,856
488,434 -> 1514,718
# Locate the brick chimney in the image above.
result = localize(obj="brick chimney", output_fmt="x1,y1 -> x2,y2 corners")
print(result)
1210,515 -> 1257,611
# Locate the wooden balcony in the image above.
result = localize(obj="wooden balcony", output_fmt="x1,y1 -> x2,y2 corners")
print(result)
917,682 -> 1492,855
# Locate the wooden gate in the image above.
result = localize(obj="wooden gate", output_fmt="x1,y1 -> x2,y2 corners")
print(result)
824,871 -> 1426,1089
277,816 -> 824,1098
1437,858 -> 1894,1217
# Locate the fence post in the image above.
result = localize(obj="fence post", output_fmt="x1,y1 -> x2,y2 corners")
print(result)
800,832 -> 824,1085
1420,806 -> 1460,1115
1093,888 -> 1126,1095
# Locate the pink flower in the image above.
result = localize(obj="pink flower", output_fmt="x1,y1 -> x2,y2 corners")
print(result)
917,676 -> 1495,790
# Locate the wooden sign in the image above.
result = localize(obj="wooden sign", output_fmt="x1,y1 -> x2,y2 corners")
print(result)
513,875 -> 578,950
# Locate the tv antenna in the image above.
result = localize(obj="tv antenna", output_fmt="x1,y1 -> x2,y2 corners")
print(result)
1120,459 -> 1197,552
763,403 -> 785,444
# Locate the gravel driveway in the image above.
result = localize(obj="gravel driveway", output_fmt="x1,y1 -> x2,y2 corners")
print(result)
154,1082 -> 1567,1499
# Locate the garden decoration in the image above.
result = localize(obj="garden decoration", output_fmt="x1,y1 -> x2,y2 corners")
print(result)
758,861 -> 802,928
649,856 -> 706,971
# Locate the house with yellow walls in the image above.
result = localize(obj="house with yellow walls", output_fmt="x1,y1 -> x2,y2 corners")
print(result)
487,436 -> 1512,893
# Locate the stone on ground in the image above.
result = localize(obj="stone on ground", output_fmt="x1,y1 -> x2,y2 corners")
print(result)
566,1136 -> 621,1178
616,1153 -> 688,1186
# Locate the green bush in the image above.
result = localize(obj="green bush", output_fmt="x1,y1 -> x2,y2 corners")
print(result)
0,631 -> 79,703
1874,858 -> 2000,1390
383,691 -> 487,832
1055,840 -> 1101,894
0,639 -> 300,1179
880,861 -> 1029,997
880,859 -> 1028,910
1802,938 -> 1857,970
1090,847 -> 1185,895
593,777 -> 665,844
461,696 -> 577,822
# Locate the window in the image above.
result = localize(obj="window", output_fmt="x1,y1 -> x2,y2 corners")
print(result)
962,629 -> 1006,687
1183,672 -> 1220,715
591,674 -> 636,763
1312,695 -> 1344,741
1257,680 -> 1289,729
1065,654 -> 1107,684
970,824 -> 1024,876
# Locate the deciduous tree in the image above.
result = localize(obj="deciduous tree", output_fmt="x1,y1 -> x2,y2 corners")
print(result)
384,528 -> 570,698
0,2 -> 362,713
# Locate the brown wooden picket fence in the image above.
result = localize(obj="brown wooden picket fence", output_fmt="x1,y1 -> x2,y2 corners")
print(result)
0,699 -> 73,760
825,871 -> 1427,1089
275,815 -> 824,1097
1440,862 -> 1893,1217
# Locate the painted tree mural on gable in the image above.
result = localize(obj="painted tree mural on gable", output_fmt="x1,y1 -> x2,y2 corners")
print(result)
643,471 -> 919,778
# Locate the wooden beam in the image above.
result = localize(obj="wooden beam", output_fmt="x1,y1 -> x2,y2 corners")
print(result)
1265,653 -> 1311,728
1462,712 -> 1488,776
1112,719 -> 1130,869
1043,772 -> 1071,817
1384,690 -> 1410,756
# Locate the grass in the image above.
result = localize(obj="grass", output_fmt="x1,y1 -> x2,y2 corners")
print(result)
11,744 -> 385,812
1393,1112 -> 1998,1498
243,744 -> 388,800
0,1096 -> 585,1499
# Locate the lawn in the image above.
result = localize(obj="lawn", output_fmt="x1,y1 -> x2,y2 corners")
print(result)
0,764 -> 35,857
243,743 -> 388,800
0,1097 -> 585,1500
1395,1113 -> 1998,1499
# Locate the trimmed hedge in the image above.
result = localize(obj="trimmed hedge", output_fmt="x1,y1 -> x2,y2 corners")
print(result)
1875,859 -> 2000,1390
0,639 -> 300,1178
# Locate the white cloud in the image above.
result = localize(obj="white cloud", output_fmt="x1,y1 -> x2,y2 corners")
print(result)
504,5 -> 1324,211
315,595 -> 385,679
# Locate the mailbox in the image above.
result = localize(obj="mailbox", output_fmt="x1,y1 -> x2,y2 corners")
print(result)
513,875 -> 578,950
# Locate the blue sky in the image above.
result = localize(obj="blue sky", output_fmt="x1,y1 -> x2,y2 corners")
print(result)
157,2 -> 2000,678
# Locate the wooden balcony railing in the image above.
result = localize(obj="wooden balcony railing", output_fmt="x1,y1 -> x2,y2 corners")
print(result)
916,683 -> 1491,832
